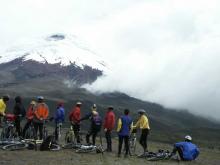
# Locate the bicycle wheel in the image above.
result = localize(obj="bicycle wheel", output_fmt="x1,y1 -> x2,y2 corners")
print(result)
50,143 -> 61,151
129,138 -> 136,156
76,146 -> 96,153
65,131 -> 75,144
2,143 -> 28,151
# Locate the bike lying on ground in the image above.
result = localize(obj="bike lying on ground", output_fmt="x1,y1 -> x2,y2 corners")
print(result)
138,149 -> 172,161
75,144 -> 104,154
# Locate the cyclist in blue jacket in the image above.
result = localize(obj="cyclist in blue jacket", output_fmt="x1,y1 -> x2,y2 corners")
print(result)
171,135 -> 199,161
54,101 -> 65,140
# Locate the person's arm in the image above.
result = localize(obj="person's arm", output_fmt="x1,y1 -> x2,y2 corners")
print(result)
80,112 -> 92,121
129,122 -> 134,134
117,118 -> 122,132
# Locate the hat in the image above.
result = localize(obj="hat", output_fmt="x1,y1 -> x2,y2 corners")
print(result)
76,101 -> 82,105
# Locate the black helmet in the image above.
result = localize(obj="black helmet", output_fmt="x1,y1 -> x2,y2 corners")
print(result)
2,95 -> 10,101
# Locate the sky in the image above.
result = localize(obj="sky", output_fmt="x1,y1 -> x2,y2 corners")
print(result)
1,0 -> 220,120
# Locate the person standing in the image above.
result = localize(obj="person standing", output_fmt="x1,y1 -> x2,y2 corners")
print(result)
103,106 -> 115,152
23,100 -> 36,138
0,95 -> 10,127
33,96 -> 49,140
134,109 -> 150,157
54,101 -> 65,141
13,96 -> 26,137
69,102 -> 82,143
85,111 -> 102,145
117,109 -> 133,157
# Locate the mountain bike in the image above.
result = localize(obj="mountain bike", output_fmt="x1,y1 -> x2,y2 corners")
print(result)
128,129 -> 137,156
147,150 -> 171,161
75,144 -> 104,154
24,121 -> 35,140
55,122 -> 62,141
0,114 -> 17,141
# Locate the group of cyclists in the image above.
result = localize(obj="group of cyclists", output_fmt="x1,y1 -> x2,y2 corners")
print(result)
0,95 -> 199,161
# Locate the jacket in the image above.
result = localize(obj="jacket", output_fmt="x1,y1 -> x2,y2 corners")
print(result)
117,115 -> 133,136
33,103 -> 49,123
13,99 -> 26,118
103,110 -> 115,131
55,106 -> 65,123
134,114 -> 150,130
0,99 -> 6,116
69,106 -> 81,124
174,142 -> 200,160
26,105 -> 35,120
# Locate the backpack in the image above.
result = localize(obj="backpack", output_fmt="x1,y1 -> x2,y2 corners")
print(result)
92,115 -> 102,130
40,135 -> 56,151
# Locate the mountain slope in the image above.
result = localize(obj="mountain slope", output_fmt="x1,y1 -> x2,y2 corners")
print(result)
0,34 -> 106,71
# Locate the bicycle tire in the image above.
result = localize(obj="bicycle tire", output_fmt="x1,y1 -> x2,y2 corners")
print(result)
2,143 -> 28,151
50,143 -> 61,151
75,146 -> 96,153
65,131 -> 75,144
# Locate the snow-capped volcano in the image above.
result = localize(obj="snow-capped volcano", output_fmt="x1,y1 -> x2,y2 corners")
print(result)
0,33 -> 106,71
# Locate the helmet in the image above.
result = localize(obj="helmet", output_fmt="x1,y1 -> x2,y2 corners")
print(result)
185,135 -> 192,141
30,100 -> 36,105
15,96 -> 22,103
2,95 -> 10,101
76,101 -> 82,105
93,104 -> 97,108
37,96 -> 44,100
108,106 -> 114,110
138,109 -> 146,114
57,101 -> 64,107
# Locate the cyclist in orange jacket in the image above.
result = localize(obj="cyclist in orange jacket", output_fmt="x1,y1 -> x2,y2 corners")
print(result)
33,96 -> 49,140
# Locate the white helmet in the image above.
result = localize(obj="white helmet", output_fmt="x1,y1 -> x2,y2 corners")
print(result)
138,109 -> 146,114
76,101 -> 82,105
185,135 -> 192,141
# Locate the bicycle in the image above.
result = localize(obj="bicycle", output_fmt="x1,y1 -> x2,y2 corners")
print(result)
55,122 -> 62,141
147,150 -> 171,161
0,114 -> 17,141
75,144 -> 104,154
23,121 -> 35,140
128,129 -> 137,156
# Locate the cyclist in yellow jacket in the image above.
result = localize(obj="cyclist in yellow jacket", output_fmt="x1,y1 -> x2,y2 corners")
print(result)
133,109 -> 150,157
0,95 -> 10,126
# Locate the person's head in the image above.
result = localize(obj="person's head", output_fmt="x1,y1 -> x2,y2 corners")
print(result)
76,101 -> 82,107
138,109 -> 146,115
15,96 -> 22,103
108,106 -> 114,111
124,109 -> 130,115
184,135 -> 192,142
57,101 -> 64,107
30,100 -> 36,106
37,96 -> 44,103
2,95 -> 10,102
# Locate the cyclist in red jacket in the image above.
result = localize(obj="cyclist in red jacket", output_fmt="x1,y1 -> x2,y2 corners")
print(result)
69,102 -> 82,143
103,106 -> 115,152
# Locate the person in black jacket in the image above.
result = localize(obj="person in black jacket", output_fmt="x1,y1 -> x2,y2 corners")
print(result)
13,96 -> 26,137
